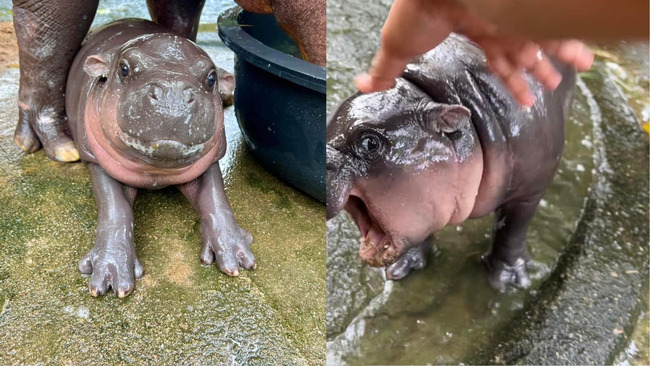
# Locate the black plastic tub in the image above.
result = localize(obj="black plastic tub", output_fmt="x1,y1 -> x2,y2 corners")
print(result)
218,7 -> 326,202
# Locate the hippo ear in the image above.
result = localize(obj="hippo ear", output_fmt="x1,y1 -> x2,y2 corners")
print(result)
83,54 -> 111,79
421,103 -> 471,134
438,105 -> 471,133
217,68 -> 235,107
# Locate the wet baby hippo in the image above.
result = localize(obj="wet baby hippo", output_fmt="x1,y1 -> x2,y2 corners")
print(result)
327,35 -> 575,291
66,19 -> 255,297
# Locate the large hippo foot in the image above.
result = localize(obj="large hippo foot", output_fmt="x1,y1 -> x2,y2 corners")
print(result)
14,105 -> 79,162
199,223 -> 257,276
481,253 -> 531,292
78,242 -> 144,298
385,240 -> 432,280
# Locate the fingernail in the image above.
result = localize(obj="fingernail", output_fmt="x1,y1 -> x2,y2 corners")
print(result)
354,73 -> 372,93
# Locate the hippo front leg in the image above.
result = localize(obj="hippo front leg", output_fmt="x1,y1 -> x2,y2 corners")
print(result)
78,164 -> 144,297
177,164 -> 256,276
385,240 -> 432,280
12,0 -> 98,161
482,194 -> 544,292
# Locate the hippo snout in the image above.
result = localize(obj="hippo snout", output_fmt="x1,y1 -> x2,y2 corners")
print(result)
147,83 -> 196,105
117,80 -> 217,149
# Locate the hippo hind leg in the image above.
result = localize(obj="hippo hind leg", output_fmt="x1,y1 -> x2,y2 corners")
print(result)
482,194 -> 544,292
385,239 -> 433,280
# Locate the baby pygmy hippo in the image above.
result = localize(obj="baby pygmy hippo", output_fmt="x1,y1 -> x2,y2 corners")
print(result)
66,19 -> 255,297
327,35 -> 575,291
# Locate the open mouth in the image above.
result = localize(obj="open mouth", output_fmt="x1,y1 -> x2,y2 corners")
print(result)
345,195 -> 398,267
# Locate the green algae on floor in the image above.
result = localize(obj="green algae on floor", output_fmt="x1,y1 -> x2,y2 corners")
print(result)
0,16 -> 325,365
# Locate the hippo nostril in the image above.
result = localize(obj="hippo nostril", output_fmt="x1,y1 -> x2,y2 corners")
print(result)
149,85 -> 162,101
182,88 -> 195,104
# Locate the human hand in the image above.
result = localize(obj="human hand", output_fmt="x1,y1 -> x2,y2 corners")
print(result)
472,37 -> 594,106
355,0 -> 594,106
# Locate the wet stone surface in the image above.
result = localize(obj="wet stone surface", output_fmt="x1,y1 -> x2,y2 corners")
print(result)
0,2 -> 325,364
325,0 -> 649,364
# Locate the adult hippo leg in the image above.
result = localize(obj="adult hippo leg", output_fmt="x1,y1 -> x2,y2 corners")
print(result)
482,193 -> 544,292
177,164 -> 257,276
236,0 -> 326,66
78,164 -> 144,297
146,0 -> 205,41
12,0 -> 98,161
385,239 -> 433,280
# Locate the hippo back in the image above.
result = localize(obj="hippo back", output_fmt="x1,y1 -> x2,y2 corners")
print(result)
402,35 -> 576,210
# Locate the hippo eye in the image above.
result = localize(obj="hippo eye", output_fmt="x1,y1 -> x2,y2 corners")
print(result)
207,70 -> 217,90
119,62 -> 129,79
356,132 -> 383,159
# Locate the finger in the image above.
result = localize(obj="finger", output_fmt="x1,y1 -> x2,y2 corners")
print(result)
354,73 -> 396,94
528,54 -> 562,90
504,42 -> 561,90
356,47 -> 413,93
505,71 -> 536,107
542,40 -> 594,72
511,41 -> 544,70
487,55 -> 536,107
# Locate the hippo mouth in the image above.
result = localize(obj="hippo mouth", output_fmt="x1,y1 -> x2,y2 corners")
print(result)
118,131 -> 206,165
345,195 -> 399,267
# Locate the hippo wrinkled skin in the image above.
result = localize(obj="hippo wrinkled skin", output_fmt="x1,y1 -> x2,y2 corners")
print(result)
11,0 -> 324,161
326,35 -> 575,291
67,19 -> 256,297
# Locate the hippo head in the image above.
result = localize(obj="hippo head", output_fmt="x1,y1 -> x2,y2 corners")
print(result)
326,79 -> 484,267
82,33 -> 232,169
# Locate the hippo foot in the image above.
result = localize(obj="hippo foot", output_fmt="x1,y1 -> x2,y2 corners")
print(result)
385,241 -> 432,280
200,223 -> 257,276
481,253 -> 531,292
14,106 -> 79,162
78,245 -> 144,298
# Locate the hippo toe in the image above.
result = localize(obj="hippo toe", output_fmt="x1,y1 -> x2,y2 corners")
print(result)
385,240 -> 432,281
